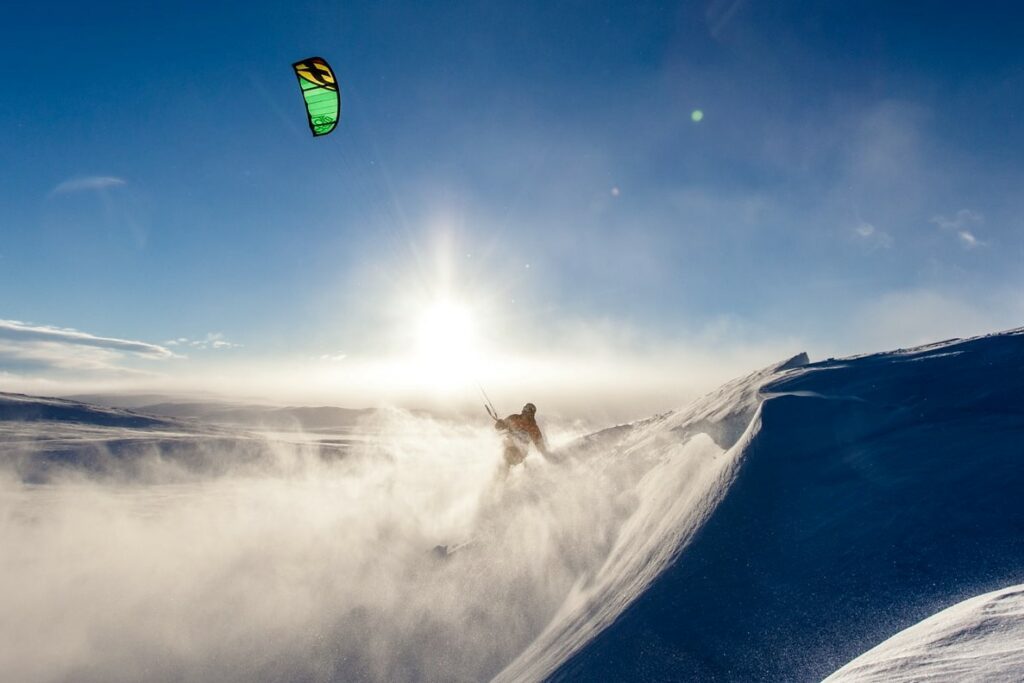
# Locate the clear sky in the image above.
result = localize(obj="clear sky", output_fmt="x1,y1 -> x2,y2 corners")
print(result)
2,1 -> 1023,417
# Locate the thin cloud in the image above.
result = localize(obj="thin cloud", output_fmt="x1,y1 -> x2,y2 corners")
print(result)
165,332 -> 242,351
957,230 -> 982,248
50,176 -> 126,195
853,221 -> 893,250
931,210 -> 987,249
0,340 -> 157,375
0,319 -> 175,359
846,287 -> 1024,353
706,0 -> 747,39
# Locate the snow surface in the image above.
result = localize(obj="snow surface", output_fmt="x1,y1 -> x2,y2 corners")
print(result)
2,328 -> 1023,682
532,328 -> 1024,681
494,353 -> 808,682
825,584 -> 1024,682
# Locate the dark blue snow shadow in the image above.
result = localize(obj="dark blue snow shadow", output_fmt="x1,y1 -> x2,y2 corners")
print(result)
553,330 -> 1024,681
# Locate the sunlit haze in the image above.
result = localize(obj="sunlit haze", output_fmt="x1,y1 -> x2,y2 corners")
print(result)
414,298 -> 480,391
2,2 -> 1024,420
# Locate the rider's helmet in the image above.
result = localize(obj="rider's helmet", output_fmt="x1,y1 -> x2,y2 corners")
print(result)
522,402 -> 537,417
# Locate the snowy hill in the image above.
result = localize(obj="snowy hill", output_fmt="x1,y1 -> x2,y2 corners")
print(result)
825,583 -> 1024,682
2,329 -> 1022,682
499,328 -> 1024,681
0,392 -> 179,429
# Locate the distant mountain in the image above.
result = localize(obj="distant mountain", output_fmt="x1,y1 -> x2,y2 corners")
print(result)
0,392 -> 181,429
65,392 -> 214,409
133,402 -> 375,431
0,392 -> 351,484
63,393 -> 381,431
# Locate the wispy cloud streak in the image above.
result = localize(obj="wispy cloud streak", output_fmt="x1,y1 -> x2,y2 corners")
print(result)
50,176 -> 126,195
0,320 -> 175,359
164,332 -> 242,351
853,221 -> 893,250
931,209 -> 987,249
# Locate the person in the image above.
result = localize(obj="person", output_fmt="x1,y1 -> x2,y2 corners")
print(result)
494,402 -> 550,469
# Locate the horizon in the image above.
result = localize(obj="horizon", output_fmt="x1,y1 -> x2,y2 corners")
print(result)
3,1 -> 1024,420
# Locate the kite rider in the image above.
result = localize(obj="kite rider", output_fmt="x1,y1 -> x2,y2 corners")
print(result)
494,402 -> 551,469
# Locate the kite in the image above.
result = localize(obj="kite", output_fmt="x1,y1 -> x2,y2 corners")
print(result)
292,57 -> 340,137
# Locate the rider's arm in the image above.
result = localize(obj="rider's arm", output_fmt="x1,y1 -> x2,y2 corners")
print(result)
529,425 -> 551,457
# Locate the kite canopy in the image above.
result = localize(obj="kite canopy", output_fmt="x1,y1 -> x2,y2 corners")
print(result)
292,57 -> 340,137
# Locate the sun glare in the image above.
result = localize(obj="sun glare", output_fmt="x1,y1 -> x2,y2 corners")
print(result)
414,299 -> 480,392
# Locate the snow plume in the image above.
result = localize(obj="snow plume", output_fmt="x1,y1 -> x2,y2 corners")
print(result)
0,388 -> 755,683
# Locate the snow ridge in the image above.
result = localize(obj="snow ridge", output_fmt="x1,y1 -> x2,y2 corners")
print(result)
539,328 -> 1024,681
826,584 -> 1024,682
496,354 -> 807,682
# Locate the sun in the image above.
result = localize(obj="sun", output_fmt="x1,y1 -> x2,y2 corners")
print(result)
413,298 -> 480,391
416,300 -> 474,358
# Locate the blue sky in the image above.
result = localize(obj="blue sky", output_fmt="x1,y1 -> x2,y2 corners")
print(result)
2,1 -> 1023,414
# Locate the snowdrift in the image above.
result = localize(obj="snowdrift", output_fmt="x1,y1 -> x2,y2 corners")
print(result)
527,328 -> 1024,681
825,583 -> 1024,682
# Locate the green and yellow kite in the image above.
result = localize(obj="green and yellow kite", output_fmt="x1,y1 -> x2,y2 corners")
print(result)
292,57 -> 340,137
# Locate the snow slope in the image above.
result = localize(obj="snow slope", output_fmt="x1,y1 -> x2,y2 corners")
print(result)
1,356 -> 801,682
2,328 -> 1022,682
509,328 -> 1024,681
825,584 -> 1024,682
494,354 -> 808,682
